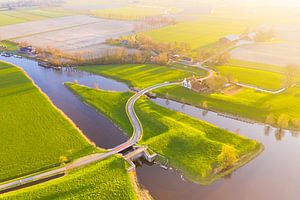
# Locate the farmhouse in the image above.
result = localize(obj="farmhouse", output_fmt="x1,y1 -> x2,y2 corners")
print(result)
182,77 -> 210,92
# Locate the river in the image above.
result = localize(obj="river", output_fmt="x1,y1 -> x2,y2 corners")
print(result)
2,56 -> 300,200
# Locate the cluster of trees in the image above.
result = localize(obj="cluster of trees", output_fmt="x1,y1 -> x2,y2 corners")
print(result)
133,16 -> 177,32
204,75 -> 229,92
254,28 -> 276,42
283,64 -> 300,87
266,113 -> 300,130
106,34 -> 191,65
36,46 -> 83,66
82,47 -> 150,65
217,145 -> 238,170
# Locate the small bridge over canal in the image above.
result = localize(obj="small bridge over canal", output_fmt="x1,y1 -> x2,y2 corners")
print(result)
123,146 -> 157,171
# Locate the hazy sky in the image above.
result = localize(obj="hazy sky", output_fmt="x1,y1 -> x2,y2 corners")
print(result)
225,0 -> 300,7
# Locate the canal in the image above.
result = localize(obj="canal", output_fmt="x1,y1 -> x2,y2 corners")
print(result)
2,56 -> 300,200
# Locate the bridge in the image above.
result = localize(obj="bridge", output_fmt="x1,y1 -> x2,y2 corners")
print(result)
123,146 -> 157,171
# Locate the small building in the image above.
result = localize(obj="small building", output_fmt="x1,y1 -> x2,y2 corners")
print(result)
181,56 -> 193,64
182,78 -> 192,89
19,46 -> 35,54
219,34 -> 240,44
120,40 -> 129,46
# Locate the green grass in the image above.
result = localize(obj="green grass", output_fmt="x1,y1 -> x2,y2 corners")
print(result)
78,64 -> 198,89
217,65 -> 284,90
0,156 -> 138,200
0,41 -> 19,51
0,8 -> 75,26
66,83 -> 262,184
0,13 -> 26,26
144,16 -> 256,50
155,85 -> 300,129
0,62 -> 95,182
227,59 -> 285,74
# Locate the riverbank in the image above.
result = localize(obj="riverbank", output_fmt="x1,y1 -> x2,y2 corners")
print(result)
66,83 -> 263,185
155,84 -> 300,130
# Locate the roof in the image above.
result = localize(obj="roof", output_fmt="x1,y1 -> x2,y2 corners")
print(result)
223,34 -> 240,42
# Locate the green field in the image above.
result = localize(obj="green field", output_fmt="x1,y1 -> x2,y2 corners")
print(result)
144,16 -> 255,50
0,8 -> 75,26
217,65 -> 284,90
0,41 -> 19,51
78,64 -> 201,89
66,83 -> 262,184
0,62 -> 95,182
1,156 -> 139,200
156,85 -> 300,129
227,59 -> 285,74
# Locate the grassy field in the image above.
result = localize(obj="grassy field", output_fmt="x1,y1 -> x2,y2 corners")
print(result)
66,83 -> 262,184
0,62 -> 95,182
156,85 -> 300,129
0,41 -> 19,51
90,6 -> 171,20
0,8 -> 75,26
227,59 -> 285,74
1,156 -> 139,200
217,65 -> 284,90
78,64 -> 200,89
144,16 -> 255,50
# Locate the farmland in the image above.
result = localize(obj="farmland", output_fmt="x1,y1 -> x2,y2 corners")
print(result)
217,65 -> 284,90
155,85 -> 300,129
0,61 -> 95,182
66,83 -> 262,184
0,8 -> 75,26
78,64 -> 202,88
0,156 -> 139,200
144,16 -> 256,50
0,15 -> 136,58
90,6 -> 179,20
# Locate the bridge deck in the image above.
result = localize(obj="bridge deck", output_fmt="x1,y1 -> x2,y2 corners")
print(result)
124,146 -> 147,160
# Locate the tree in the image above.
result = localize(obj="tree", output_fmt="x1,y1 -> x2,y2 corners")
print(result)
265,113 -> 275,125
284,64 -> 300,87
59,156 -> 68,165
204,75 -> 228,92
93,83 -> 100,90
202,101 -> 208,109
292,118 -> 300,130
277,114 -> 289,129
218,145 -> 238,169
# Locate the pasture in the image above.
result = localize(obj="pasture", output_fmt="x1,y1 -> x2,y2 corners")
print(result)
217,65 -> 284,90
0,8 -> 75,26
156,85 -> 300,129
144,16 -> 255,50
78,64 -> 199,88
0,157 -> 138,200
0,62 -> 95,182
66,83 -> 262,184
